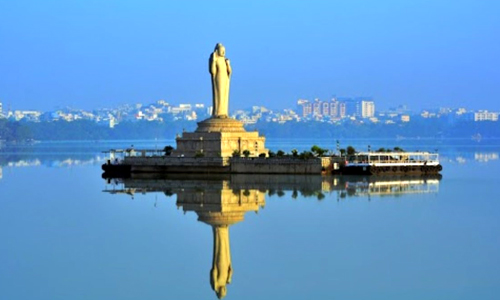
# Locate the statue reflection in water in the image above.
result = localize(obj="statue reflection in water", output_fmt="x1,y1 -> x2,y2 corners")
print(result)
211,225 -> 232,298
105,174 -> 269,298
175,179 -> 265,299
103,173 -> 441,298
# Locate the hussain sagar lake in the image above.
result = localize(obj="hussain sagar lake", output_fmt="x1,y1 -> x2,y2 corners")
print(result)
0,140 -> 499,299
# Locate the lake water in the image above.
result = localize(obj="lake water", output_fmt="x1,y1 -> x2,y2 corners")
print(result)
1,139 -> 499,300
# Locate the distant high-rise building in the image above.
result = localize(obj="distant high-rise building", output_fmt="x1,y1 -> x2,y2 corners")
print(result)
327,98 -> 345,119
312,99 -> 322,116
297,97 -> 370,119
361,101 -> 375,118
322,102 -> 329,116
474,110 -> 498,122
329,101 -> 338,118
339,102 -> 346,118
0,102 -> 3,116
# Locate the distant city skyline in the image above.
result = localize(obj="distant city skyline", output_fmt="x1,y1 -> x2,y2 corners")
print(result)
3,96 -> 498,126
1,1 -> 499,112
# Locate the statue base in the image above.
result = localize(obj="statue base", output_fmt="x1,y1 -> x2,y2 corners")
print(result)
173,117 -> 268,158
195,117 -> 246,133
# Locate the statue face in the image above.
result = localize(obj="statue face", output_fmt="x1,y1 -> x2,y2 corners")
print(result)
217,46 -> 226,57
216,286 -> 227,299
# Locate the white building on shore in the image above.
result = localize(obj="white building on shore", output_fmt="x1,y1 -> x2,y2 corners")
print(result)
361,101 -> 375,118
474,110 -> 498,122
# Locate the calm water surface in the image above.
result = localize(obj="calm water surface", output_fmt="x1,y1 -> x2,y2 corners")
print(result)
0,139 -> 499,299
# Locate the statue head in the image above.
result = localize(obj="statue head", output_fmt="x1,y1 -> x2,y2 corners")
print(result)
215,43 -> 226,57
216,286 -> 227,299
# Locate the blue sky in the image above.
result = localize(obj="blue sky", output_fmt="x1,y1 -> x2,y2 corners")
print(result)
1,0 -> 499,111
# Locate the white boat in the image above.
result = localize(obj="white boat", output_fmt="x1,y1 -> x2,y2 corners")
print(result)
337,151 -> 443,175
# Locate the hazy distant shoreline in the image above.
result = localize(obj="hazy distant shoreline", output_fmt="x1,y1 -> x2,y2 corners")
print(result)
1,118 -> 499,142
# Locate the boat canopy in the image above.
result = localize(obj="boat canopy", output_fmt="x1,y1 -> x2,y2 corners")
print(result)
347,151 -> 439,165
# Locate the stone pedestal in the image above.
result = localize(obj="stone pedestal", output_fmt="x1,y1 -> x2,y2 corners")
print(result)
173,117 -> 268,158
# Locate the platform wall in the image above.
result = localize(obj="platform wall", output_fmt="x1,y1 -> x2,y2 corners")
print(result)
230,157 -> 324,174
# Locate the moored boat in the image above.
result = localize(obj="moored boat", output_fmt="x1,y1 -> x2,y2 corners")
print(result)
334,151 -> 443,175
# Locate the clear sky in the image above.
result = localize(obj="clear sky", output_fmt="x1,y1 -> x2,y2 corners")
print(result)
1,0 -> 499,111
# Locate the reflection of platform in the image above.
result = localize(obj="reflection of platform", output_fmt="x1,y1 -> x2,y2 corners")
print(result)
176,183 -> 265,226
103,174 -> 441,199
102,173 -> 441,299
105,174 -> 325,192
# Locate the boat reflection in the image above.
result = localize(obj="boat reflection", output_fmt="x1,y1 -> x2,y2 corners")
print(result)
102,174 -> 441,298
331,175 -> 441,199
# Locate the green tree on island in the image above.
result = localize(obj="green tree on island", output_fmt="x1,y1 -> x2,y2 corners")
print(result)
311,145 -> 328,157
347,146 -> 356,156
299,150 -> 314,160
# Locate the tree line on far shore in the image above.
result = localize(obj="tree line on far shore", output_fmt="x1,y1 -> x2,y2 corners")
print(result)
1,117 -> 499,142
